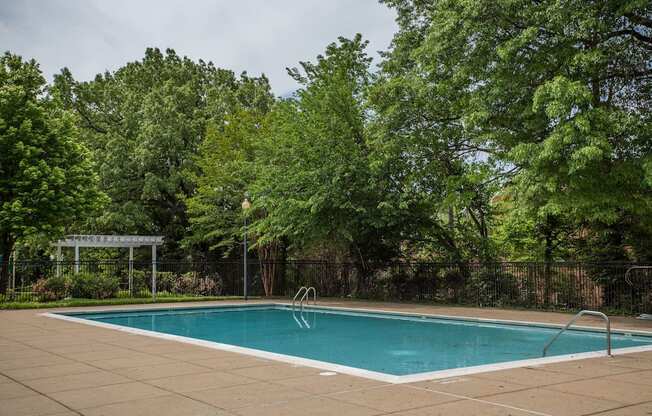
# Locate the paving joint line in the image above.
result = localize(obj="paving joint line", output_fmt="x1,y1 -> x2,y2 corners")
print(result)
0,368 -> 84,416
581,399 -> 652,416
404,382 -> 553,416
2,328 -> 239,414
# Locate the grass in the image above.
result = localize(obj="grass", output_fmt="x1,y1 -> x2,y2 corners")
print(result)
0,295 -> 253,310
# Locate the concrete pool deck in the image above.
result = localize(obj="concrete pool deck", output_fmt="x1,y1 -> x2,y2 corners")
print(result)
1,300 -> 652,416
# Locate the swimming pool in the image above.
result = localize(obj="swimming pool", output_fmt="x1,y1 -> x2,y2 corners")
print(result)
48,304 -> 652,383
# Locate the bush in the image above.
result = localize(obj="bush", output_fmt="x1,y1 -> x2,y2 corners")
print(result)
32,276 -> 71,301
130,270 -> 148,293
173,272 -> 222,296
70,273 -> 120,299
469,270 -> 520,307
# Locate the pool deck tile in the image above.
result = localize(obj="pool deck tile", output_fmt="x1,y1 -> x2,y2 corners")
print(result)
587,402 -> 652,416
111,361 -> 213,380
21,370 -> 132,393
273,372 -> 386,394
481,387 -> 626,416
47,381 -> 168,409
1,362 -> 99,381
227,363 -> 324,381
329,384 -> 459,412
0,394 -> 71,416
185,380 -> 310,409
0,381 -> 40,400
1,299 -> 652,416
146,370 -> 257,392
600,369 -> 652,386
232,395 -> 383,416
80,394 -> 233,416
409,376 -> 528,398
389,399 -> 536,415
471,366 -> 587,386
545,377 -> 652,404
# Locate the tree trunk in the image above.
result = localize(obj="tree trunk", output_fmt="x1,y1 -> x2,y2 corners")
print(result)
258,241 -> 282,296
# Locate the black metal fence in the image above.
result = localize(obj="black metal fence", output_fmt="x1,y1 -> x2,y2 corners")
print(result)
3,260 -> 651,314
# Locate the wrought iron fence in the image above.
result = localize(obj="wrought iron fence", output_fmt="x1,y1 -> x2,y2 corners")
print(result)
2,260 -> 651,314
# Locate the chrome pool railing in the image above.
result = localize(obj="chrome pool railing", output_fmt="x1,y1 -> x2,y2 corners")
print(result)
300,286 -> 316,313
292,286 -> 317,329
292,286 -> 308,311
543,310 -> 611,357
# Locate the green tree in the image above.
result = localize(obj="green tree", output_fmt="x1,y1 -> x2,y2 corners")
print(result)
248,34 -> 428,287
51,48 -> 273,258
381,0 -> 652,261
0,52 -> 104,289
369,1 -> 501,262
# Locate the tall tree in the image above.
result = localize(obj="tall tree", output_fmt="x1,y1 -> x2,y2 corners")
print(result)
0,52 -> 104,289
252,35 -> 408,267
381,0 -> 652,261
52,48 -> 272,257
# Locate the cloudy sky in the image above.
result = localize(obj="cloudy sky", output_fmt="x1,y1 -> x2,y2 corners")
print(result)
1,0 -> 397,95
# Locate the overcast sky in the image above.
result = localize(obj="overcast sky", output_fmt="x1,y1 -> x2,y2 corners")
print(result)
1,0 -> 397,96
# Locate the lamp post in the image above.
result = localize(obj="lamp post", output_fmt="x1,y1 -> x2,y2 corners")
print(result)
242,197 -> 251,300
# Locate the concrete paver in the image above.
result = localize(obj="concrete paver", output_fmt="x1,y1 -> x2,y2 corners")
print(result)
484,387 -> 625,416
0,394 -> 71,416
0,299 -> 651,416
330,384 -> 458,412
80,394 -> 231,416
186,380 -> 310,409
48,381 -> 168,409
410,376 -> 528,398
146,370 -> 256,392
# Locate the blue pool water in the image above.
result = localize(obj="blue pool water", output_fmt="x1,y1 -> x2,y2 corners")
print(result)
65,305 -> 652,376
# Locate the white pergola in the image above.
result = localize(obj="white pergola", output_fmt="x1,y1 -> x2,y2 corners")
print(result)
53,235 -> 164,296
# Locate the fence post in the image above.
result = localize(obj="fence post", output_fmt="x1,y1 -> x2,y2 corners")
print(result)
128,247 -> 134,296
151,245 -> 157,300
74,244 -> 79,274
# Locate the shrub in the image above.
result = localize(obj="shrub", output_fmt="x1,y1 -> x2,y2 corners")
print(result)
173,272 -> 222,296
130,270 -> 148,293
70,273 -> 120,299
469,270 -> 520,307
32,276 -> 71,301
172,273 -> 195,294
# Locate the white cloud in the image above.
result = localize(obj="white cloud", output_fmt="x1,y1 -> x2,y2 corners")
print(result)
0,0 -> 397,95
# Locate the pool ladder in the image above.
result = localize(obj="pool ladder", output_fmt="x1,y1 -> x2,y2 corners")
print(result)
292,287 -> 317,328
542,310 -> 611,357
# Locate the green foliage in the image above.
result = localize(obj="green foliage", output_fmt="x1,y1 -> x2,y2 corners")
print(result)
51,48 -> 273,257
0,52 -> 104,285
379,0 -> 652,262
251,35 -> 406,262
0,296 -> 245,309
172,272 -> 222,296
32,276 -> 71,301
70,272 -> 119,299
4,0 -> 652,271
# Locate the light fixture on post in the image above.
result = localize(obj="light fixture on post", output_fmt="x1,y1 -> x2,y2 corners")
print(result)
241,197 -> 251,301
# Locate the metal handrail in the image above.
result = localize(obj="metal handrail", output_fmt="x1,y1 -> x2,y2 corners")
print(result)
543,310 -> 611,357
300,287 -> 316,313
292,287 -> 308,311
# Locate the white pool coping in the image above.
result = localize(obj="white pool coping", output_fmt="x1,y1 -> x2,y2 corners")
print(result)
42,303 -> 652,384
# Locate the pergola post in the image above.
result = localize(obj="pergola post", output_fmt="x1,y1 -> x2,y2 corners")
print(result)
74,244 -> 79,274
56,245 -> 62,277
51,236 -> 164,298
128,247 -> 134,295
151,244 -> 157,300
